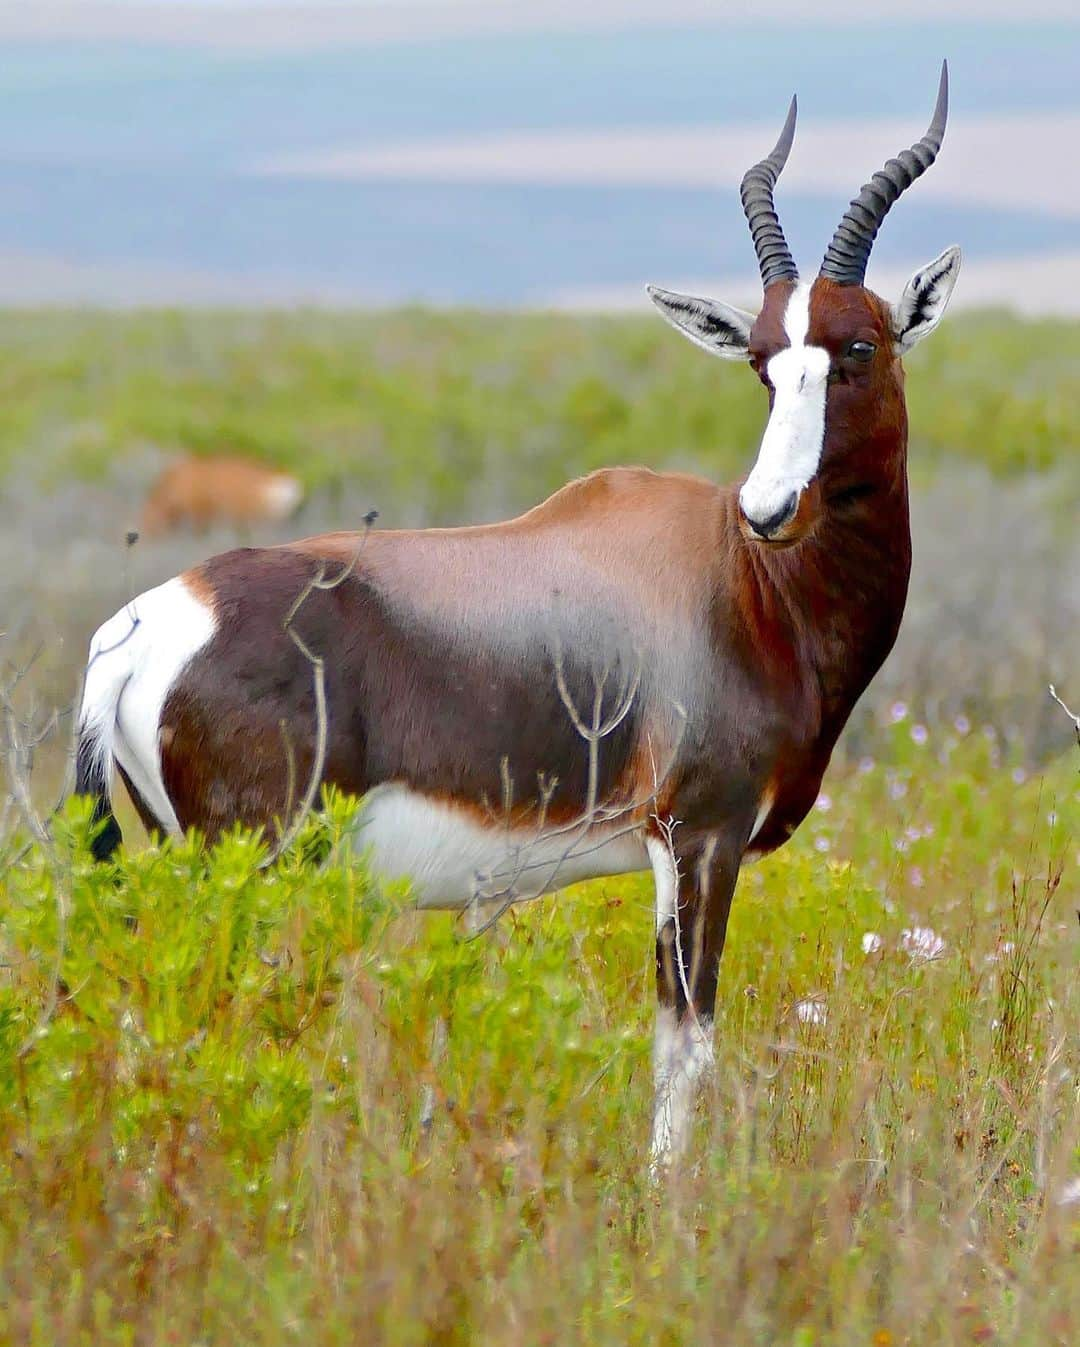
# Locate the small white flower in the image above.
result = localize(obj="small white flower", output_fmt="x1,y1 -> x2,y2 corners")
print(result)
911,724 -> 929,745
815,793 -> 832,813
900,926 -> 947,963
953,714 -> 971,735
861,932 -> 884,956
888,778 -> 908,801
858,756 -> 876,774
795,997 -> 827,1027
1012,767 -> 1027,785
908,866 -> 925,889
890,701 -> 908,724
814,835 -> 831,853
1054,1177 -> 1080,1208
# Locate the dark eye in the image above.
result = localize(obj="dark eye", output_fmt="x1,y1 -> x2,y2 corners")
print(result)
846,340 -> 877,363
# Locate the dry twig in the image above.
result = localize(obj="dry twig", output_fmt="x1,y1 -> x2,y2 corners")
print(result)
1048,684 -> 1080,751
259,513 -> 377,869
465,638 -> 686,936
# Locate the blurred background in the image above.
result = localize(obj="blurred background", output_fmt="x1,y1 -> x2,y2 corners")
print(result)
0,1 -> 1078,805
1,1 -> 1078,309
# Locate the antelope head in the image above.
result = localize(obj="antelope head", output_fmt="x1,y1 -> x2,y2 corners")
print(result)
649,63 -> 961,547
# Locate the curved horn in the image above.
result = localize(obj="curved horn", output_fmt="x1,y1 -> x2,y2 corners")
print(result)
820,61 -> 949,287
740,95 -> 798,290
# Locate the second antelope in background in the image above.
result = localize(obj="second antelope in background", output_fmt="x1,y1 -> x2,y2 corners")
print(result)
140,456 -> 303,538
77,67 -> 960,1169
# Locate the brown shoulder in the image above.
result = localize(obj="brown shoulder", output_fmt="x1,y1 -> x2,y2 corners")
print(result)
522,465 -> 719,523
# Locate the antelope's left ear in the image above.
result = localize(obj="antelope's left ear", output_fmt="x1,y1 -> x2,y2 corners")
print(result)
646,285 -> 755,360
891,246 -> 962,354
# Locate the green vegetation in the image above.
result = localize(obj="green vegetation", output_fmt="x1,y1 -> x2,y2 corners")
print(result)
0,305 -> 1077,1339
1,308 -> 1078,522
0,723 -> 1076,1343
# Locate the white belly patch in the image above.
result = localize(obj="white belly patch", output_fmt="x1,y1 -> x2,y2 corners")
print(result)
352,783 -> 649,909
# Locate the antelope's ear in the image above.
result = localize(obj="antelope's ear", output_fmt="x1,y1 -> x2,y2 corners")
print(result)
646,285 -> 755,360
891,246 -> 961,354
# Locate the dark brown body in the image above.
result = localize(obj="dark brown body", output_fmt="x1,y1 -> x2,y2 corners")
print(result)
161,459 -> 910,856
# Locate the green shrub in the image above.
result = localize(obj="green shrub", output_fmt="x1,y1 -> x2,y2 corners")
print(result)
0,736 -> 1076,1343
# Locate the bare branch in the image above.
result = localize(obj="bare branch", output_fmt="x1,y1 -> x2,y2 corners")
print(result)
258,514 -> 377,869
258,634 -> 327,870
652,811 -> 699,1027
1048,684 -> 1080,750
463,638 -> 687,936
0,656 -> 72,1060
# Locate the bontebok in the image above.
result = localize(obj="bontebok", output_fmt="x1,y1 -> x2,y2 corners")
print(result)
77,66 -> 961,1166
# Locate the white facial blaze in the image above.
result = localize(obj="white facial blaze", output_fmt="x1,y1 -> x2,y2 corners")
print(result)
739,281 -> 830,531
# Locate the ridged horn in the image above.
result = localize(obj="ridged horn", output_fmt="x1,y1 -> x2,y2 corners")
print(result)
740,95 -> 799,290
820,61 -> 949,287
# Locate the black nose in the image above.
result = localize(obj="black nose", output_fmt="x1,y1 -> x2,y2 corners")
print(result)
745,493 -> 798,539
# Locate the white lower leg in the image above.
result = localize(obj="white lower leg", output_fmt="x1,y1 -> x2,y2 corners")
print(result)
649,1005 -> 714,1168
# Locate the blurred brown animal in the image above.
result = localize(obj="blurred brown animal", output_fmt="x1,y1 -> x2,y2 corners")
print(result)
140,457 -> 304,539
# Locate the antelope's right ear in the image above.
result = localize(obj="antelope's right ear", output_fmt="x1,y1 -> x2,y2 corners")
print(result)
646,285 -> 755,360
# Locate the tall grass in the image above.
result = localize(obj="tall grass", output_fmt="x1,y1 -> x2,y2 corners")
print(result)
0,727 -> 1076,1344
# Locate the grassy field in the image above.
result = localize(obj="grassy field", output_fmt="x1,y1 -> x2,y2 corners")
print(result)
0,308 -> 1078,1342
0,727 -> 1076,1344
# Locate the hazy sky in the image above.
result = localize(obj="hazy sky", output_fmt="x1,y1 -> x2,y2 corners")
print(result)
1,3 -> 1077,307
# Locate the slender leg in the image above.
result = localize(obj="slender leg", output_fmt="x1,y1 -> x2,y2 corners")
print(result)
418,1014 -> 449,1133
646,828 -> 740,1171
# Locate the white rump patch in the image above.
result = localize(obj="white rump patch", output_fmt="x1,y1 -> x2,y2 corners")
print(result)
353,783 -> 648,909
739,281 -> 830,530
80,576 -> 216,835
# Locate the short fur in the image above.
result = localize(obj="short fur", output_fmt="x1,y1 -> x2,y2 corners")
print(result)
76,79 -> 959,1166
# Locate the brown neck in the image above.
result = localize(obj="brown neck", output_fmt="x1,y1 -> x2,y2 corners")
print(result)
723,441 -> 911,742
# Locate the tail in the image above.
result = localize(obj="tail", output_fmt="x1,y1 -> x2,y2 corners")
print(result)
74,622 -> 133,862
75,733 -> 122,861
